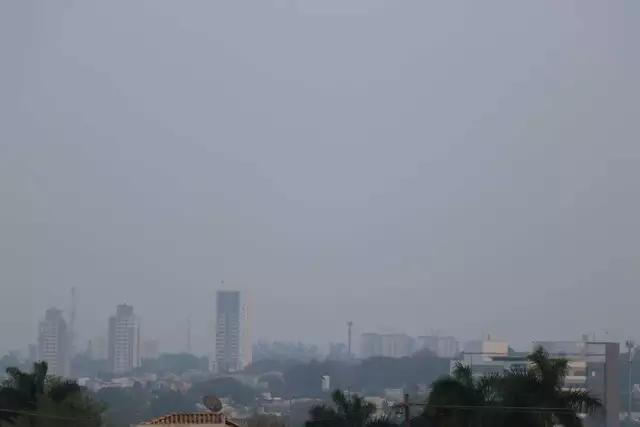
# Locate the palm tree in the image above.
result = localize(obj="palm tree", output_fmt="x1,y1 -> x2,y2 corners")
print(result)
424,363 -> 501,427
425,348 -> 602,427
517,346 -> 601,427
306,389 -> 394,427
2,362 -> 80,406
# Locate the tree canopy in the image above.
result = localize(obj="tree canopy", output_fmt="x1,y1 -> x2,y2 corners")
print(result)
0,361 -> 103,427
421,346 -> 602,427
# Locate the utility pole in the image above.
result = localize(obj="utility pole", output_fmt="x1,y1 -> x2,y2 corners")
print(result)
627,340 -> 637,420
403,393 -> 410,427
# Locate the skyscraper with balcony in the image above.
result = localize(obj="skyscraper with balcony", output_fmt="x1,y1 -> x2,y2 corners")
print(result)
38,308 -> 69,377
108,304 -> 140,375
214,290 -> 251,373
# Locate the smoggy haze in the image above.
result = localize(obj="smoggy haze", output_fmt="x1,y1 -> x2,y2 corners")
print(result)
1,1 -> 639,355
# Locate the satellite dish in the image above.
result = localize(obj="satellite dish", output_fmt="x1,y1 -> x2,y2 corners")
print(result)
203,396 -> 223,413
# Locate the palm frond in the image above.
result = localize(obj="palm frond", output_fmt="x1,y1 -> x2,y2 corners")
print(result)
450,363 -> 474,387
366,415 -> 398,427
527,345 -> 552,378
308,404 -> 337,420
558,388 -> 602,414
331,389 -> 351,415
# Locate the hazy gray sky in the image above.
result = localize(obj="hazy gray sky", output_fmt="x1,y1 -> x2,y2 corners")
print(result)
1,1 -> 639,355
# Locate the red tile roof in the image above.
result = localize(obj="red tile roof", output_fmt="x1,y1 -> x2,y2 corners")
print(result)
140,413 -> 242,426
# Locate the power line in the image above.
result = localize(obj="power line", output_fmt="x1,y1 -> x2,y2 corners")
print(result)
306,404 -> 582,423
395,402 -> 581,413
0,407 -> 94,421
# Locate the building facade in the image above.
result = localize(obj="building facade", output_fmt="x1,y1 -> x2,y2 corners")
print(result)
360,333 -> 414,358
38,308 -> 69,377
108,304 -> 140,375
239,296 -> 252,369
214,291 -> 242,373
380,333 -> 414,358
418,335 -> 460,358
360,333 -> 383,359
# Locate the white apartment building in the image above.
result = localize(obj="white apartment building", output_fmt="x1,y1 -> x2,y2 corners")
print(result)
360,333 -> 414,358
381,333 -> 414,358
108,304 -> 140,375
452,340 -> 512,377
240,298 -> 252,369
38,308 -> 69,377
360,333 -> 382,359
214,290 -> 251,372
418,335 -> 460,358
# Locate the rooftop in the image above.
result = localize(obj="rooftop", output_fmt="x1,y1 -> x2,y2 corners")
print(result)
139,414 -> 242,426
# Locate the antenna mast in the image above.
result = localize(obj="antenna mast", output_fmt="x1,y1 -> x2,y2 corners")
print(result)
70,287 -> 77,356
347,321 -> 353,358
187,314 -> 192,353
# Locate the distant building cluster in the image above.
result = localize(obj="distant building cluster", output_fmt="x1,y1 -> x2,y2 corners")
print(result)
17,289 -> 621,427
359,332 -> 460,359
27,286 -> 252,377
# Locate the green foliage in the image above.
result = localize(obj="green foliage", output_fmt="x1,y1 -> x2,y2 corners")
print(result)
278,352 -> 450,399
306,389 -> 396,427
189,377 -> 257,406
0,361 -> 103,427
93,387 -> 150,427
421,346 -> 602,427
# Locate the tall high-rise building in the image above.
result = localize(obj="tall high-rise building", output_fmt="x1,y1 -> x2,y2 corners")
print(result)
108,304 -> 140,375
38,308 -> 70,377
240,296 -> 252,368
215,290 -> 248,373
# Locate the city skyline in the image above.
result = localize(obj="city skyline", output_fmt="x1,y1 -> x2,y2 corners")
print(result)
17,292 -> 637,360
